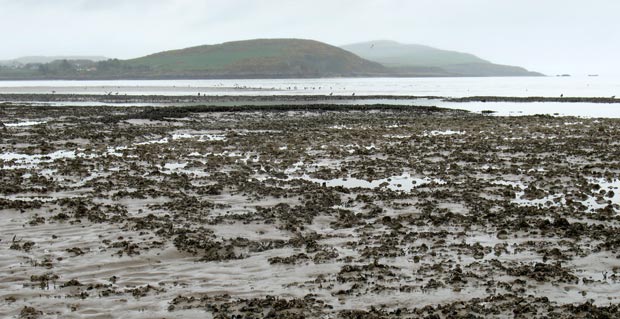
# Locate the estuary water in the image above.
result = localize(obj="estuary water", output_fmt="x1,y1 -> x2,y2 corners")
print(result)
0,76 -> 619,97
1,76 -> 620,117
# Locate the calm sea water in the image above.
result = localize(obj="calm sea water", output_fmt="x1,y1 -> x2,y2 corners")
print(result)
1,76 -> 619,117
1,76 -> 618,97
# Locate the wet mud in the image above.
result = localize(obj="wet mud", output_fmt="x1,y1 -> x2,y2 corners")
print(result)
1,101 -> 620,318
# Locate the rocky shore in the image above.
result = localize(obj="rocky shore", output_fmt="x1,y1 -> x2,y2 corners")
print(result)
1,93 -> 619,105
1,101 -> 620,318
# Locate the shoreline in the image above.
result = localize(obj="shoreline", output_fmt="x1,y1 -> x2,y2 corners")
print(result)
1,93 -> 619,104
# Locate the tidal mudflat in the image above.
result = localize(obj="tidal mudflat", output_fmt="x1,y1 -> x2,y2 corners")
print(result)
1,101 -> 620,318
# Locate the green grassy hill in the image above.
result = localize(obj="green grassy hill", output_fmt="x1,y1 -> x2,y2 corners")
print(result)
125,39 -> 387,78
342,40 -> 542,77
0,38 -> 541,79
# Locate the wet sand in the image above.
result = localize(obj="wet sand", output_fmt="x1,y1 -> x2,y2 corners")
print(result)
1,101 -> 620,318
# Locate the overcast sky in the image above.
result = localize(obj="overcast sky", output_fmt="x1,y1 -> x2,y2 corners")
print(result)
1,0 -> 618,75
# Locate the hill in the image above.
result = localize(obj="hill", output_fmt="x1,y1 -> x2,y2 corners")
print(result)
341,40 -> 542,77
124,39 -> 387,78
0,39 -> 541,79
0,39 -> 386,79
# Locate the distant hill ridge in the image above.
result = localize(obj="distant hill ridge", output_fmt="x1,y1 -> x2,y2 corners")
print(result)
341,40 -> 542,77
0,38 -> 542,79
0,56 -> 108,65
